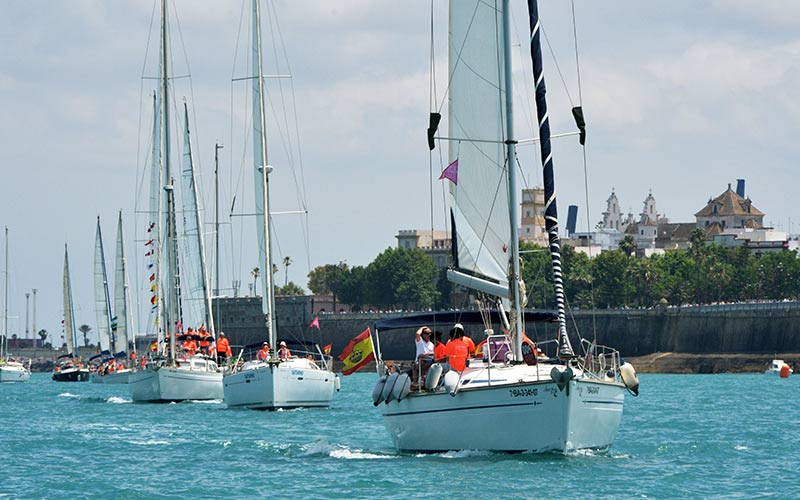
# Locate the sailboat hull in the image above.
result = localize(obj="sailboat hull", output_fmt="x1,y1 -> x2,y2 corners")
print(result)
90,369 -> 131,384
380,366 -> 625,453
0,362 -> 30,383
52,367 -> 90,382
223,359 -> 336,410
129,363 -> 222,402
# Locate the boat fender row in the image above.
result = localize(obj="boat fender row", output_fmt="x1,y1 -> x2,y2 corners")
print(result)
379,373 -> 398,405
620,361 -> 640,396
550,366 -> 574,392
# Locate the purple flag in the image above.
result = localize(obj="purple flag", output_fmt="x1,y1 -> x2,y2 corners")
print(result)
438,159 -> 458,185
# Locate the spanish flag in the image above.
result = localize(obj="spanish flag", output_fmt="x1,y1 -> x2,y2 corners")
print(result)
339,328 -> 374,376
323,343 -> 332,355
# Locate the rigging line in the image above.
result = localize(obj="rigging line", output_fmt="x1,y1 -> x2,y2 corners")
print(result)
435,0 -> 482,115
540,24 -> 574,108
429,0 -> 435,246
571,0 -> 597,344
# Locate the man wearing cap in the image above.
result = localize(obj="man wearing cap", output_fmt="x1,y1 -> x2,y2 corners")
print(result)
278,341 -> 292,360
414,326 -> 434,384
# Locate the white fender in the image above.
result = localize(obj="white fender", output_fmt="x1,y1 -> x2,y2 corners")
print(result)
371,375 -> 387,406
334,375 -> 341,392
442,370 -> 460,394
425,363 -> 443,390
381,372 -> 400,404
392,373 -> 412,402
620,362 -> 640,396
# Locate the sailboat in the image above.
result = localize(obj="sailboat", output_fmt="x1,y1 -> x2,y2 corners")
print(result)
53,245 -> 89,382
91,214 -> 134,384
222,0 -> 338,410
0,227 -> 31,383
129,0 -> 222,402
370,0 -> 638,452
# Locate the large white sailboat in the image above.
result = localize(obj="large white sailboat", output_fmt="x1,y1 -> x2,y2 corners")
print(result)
53,245 -> 89,382
0,227 -> 31,383
129,0 -> 222,402
370,0 -> 638,453
222,0 -> 337,410
90,214 -> 134,384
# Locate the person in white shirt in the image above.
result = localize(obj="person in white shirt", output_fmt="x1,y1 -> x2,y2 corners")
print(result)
414,326 -> 434,384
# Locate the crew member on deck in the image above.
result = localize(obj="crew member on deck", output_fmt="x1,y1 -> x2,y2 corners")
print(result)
433,331 -> 447,362
182,336 -> 197,356
446,324 -> 468,371
414,326 -> 434,383
278,341 -> 292,360
216,332 -> 232,364
257,342 -> 270,361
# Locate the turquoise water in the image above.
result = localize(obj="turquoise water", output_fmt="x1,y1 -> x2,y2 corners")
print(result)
1,373 -> 798,499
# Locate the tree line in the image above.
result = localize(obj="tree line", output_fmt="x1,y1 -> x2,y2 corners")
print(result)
303,230 -> 800,311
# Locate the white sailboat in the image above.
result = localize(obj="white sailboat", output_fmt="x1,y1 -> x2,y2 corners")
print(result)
129,0 -> 222,402
53,245 -> 89,382
222,0 -> 337,410
370,0 -> 638,453
91,214 -> 134,384
0,227 -> 31,383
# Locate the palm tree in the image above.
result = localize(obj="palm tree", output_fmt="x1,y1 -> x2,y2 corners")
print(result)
37,329 -> 48,347
78,324 -> 92,347
250,267 -> 260,296
283,256 -> 292,287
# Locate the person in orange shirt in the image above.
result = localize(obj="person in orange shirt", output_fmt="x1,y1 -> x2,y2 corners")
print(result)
433,331 -> 447,362
446,324 -> 469,371
182,336 -> 197,356
198,326 -> 211,355
257,342 -> 270,361
461,331 -> 476,358
215,332 -> 232,364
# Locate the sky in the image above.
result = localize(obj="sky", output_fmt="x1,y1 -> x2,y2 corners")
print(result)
1,0 -> 799,345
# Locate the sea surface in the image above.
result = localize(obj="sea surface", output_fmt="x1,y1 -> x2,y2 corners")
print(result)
1,373 -> 798,499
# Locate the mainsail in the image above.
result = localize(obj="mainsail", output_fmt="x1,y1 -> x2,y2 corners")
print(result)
94,218 -> 114,353
113,211 -> 130,355
180,104 -> 213,333
447,0 -> 511,289
63,245 -> 78,357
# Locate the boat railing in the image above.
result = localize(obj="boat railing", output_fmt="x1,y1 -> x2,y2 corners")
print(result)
578,338 -> 621,379
227,345 -> 333,374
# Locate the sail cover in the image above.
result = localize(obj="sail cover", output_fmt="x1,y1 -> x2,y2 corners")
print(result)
448,0 -> 511,287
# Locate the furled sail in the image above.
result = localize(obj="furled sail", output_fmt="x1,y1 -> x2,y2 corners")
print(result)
94,218 -> 113,353
447,0 -> 511,289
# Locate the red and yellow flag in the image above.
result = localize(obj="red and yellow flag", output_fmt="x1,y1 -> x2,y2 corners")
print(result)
323,343 -> 332,355
339,328 -> 374,376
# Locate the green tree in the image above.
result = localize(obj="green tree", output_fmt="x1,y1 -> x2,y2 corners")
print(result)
282,256 -> 292,287
78,324 -> 92,347
365,247 -> 439,309
592,250 -> 631,307
276,281 -> 304,296
619,234 -> 637,257
250,267 -> 260,295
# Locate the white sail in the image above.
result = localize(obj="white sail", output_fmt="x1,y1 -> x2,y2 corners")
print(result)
448,0 -> 511,288
63,246 -> 77,357
113,211 -> 129,354
179,104 -> 212,332
94,218 -> 113,353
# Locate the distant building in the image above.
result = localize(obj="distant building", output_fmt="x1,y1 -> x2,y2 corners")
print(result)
520,187 -> 548,245
695,182 -> 764,230
395,229 -> 451,270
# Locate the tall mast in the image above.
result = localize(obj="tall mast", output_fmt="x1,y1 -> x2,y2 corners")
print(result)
252,0 -> 277,353
527,0 -> 573,357
2,228 -> 7,359
214,142 -> 223,298
501,0 -> 525,360
96,217 -> 116,353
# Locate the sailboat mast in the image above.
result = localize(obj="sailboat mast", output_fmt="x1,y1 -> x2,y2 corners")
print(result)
526,0 -> 573,357
97,217 -> 116,353
501,0 -> 525,360
214,143 -> 222,298
252,0 -> 277,352
2,227 -> 7,359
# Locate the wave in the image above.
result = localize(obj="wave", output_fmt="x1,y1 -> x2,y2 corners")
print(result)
58,392 -> 80,398
433,449 -> 493,459
186,399 -> 223,404
106,396 -> 132,404
299,441 -> 398,460
129,439 -> 171,446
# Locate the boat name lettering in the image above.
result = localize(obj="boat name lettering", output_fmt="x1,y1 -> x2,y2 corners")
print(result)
291,369 -> 303,376
244,372 -> 255,379
587,386 -> 599,394
509,388 -> 537,398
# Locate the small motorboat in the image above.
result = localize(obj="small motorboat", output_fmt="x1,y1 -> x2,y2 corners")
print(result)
765,359 -> 792,378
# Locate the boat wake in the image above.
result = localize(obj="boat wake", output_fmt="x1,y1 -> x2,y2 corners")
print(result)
58,392 -> 80,399
129,439 -> 171,446
105,396 -> 132,404
186,399 -> 223,404
299,441 -> 398,460
432,450 -> 494,459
